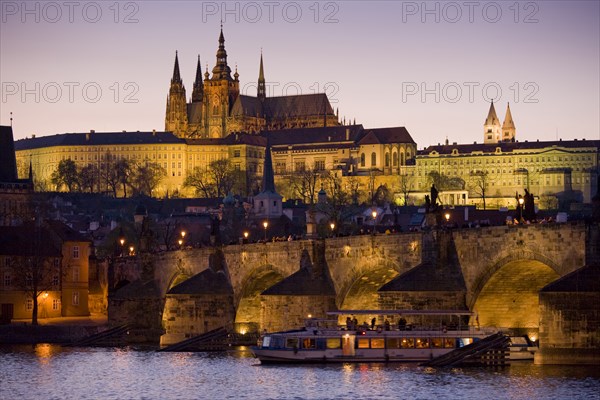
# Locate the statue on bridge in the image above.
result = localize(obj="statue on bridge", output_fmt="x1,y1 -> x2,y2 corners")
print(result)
425,184 -> 439,213
523,189 -> 536,222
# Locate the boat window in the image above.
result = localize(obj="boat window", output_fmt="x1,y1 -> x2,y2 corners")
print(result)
431,338 -> 444,348
415,338 -> 430,349
444,338 -> 455,348
357,338 -> 370,349
370,338 -> 385,349
286,338 -> 299,348
316,339 -> 327,350
400,338 -> 415,348
302,338 -> 316,349
262,336 -> 271,348
386,338 -> 400,349
326,338 -> 341,349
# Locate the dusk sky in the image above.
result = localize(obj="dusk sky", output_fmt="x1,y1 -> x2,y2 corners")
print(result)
1,1 -> 599,146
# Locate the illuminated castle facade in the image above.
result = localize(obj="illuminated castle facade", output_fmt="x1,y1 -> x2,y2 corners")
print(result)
165,27 -> 339,139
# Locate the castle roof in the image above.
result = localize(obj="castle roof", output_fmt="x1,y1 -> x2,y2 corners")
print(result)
358,127 -> 416,145
15,131 -> 183,150
418,139 -> 600,156
231,93 -> 336,121
265,125 -> 365,147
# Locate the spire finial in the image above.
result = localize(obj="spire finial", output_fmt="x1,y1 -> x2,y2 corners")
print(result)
10,111 -> 13,127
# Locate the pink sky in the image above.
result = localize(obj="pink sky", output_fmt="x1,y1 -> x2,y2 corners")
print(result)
1,1 -> 599,146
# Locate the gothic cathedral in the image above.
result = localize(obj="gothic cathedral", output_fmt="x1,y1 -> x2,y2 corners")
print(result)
165,27 -> 339,138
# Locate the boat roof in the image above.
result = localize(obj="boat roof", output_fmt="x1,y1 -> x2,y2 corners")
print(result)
326,310 -> 474,316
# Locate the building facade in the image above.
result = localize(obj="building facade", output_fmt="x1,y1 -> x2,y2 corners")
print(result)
0,221 -> 91,321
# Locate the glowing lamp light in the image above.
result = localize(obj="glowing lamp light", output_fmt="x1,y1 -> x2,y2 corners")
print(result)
43,292 -> 49,298
518,197 -> 524,206
119,238 -> 125,246
178,239 -> 183,246
243,231 -> 249,239
445,212 -> 450,222
307,314 -> 312,319
263,221 -> 268,229
181,231 -> 186,238
372,210 -> 377,220
129,246 -> 134,256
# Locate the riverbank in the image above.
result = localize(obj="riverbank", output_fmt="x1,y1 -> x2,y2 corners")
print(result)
0,315 -> 108,344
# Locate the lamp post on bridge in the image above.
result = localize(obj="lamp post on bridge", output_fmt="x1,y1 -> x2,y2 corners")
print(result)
263,221 -> 269,242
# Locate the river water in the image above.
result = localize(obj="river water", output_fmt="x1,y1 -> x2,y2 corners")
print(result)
1,344 -> 599,400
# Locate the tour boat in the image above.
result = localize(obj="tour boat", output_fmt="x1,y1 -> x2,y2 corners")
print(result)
251,310 -> 496,364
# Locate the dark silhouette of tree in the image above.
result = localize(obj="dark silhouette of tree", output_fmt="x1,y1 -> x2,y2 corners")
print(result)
398,173 -> 414,206
129,161 -> 166,196
4,223 -> 64,325
284,166 -> 321,205
468,170 -> 492,210
184,159 -> 239,198
51,159 -> 79,192
79,164 -> 99,193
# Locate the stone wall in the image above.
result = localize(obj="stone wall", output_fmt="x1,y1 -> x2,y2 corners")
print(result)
378,291 -> 467,327
537,291 -> 600,365
260,295 -> 337,333
160,294 -> 235,346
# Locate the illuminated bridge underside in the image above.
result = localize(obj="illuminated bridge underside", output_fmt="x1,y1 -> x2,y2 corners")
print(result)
341,266 -> 400,311
235,268 -> 283,327
474,260 -> 559,329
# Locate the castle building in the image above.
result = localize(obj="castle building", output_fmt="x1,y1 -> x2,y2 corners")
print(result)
165,27 -> 339,139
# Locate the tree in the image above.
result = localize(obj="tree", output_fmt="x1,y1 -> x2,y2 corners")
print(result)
285,166 -> 321,205
51,159 -> 79,192
115,159 -> 132,198
398,173 -> 414,206
184,159 -> 241,198
130,161 -> 166,196
468,170 -> 492,210
79,164 -> 99,193
4,224 -> 63,325
427,171 -> 465,191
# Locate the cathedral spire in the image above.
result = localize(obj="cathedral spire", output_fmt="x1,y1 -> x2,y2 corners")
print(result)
257,51 -> 266,101
172,51 -> 182,84
484,100 -> 499,125
212,24 -> 232,80
192,55 -> 203,103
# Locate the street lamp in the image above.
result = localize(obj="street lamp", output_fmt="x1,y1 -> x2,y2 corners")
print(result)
444,212 -> 450,222
243,231 -> 249,243
129,246 -> 134,256
517,195 -> 524,223
181,230 -> 186,239
330,222 -> 335,237
119,237 -> 125,257
263,221 -> 268,241
371,210 -> 377,234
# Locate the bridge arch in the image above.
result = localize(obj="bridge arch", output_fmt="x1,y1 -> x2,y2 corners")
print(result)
470,250 -> 561,334
234,264 -> 285,333
337,258 -> 402,311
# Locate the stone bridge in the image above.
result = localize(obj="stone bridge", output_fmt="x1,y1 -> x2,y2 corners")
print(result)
110,222 -> 589,340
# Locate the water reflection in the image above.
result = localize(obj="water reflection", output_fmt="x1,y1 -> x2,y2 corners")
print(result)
0,345 -> 598,400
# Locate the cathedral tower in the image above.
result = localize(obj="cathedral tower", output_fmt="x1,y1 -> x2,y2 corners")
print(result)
483,100 -> 501,144
502,102 -> 516,142
203,26 -> 240,138
165,51 -> 189,137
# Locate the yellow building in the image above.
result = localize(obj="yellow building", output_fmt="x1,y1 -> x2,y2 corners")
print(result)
0,221 -> 91,321
408,104 -> 599,208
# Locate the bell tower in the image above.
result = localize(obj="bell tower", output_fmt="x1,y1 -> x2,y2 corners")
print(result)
502,102 -> 516,142
483,100 -> 501,144
203,25 -> 240,138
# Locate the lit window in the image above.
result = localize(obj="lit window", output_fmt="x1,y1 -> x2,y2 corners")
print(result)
52,299 -> 61,311
72,291 -> 79,306
26,299 -> 33,310
4,274 -> 11,286
72,246 -> 79,259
